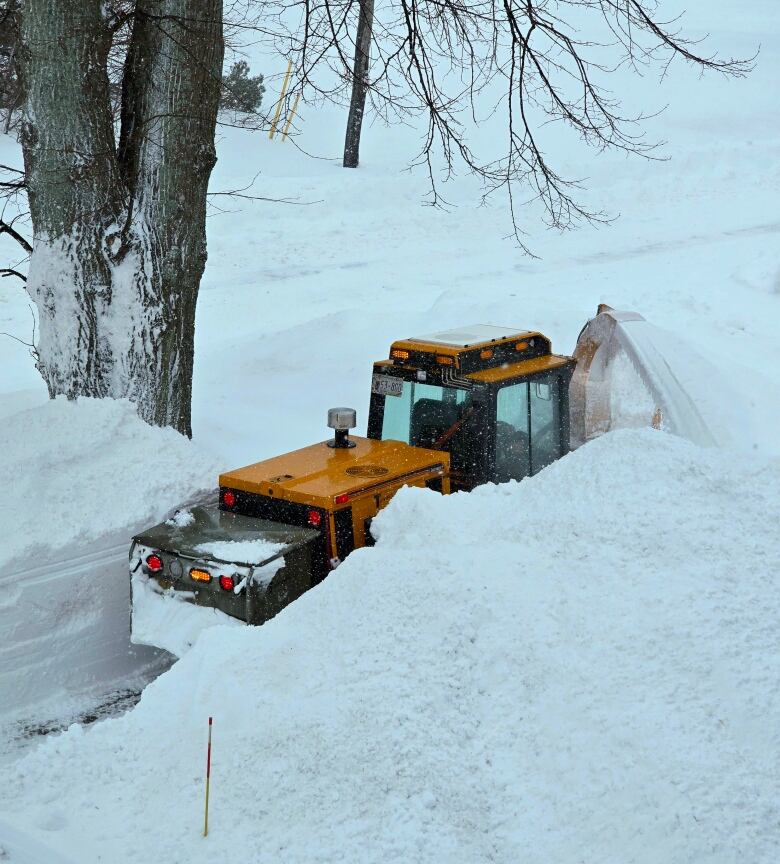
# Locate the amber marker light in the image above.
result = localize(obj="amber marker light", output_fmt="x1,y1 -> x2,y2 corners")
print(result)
190,568 -> 212,583
391,349 -> 410,360
515,341 -> 529,351
480,349 -> 493,360
436,356 -> 454,366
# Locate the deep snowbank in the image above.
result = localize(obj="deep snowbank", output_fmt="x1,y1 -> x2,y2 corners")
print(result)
3,429 -> 778,863
0,398 -> 221,735
0,397 -> 220,567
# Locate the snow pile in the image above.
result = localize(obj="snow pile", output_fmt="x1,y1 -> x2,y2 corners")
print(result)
0,397 -> 221,734
3,430 -> 778,863
130,573 -> 243,659
194,538 -> 285,564
167,509 -> 196,527
0,397 -> 220,567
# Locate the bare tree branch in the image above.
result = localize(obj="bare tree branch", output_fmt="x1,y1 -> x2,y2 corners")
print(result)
251,0 -> 754,245
0,266 -> 26,279
0,216 -> 32,252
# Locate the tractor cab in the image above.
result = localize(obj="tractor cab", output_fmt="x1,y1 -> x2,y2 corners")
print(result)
367,325 -> 576,491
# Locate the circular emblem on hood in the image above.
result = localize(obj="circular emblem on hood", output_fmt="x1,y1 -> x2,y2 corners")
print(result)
346,465 -> 389,478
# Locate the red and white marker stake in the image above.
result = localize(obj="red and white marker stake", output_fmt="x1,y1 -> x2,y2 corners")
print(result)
204,716 -> 213,837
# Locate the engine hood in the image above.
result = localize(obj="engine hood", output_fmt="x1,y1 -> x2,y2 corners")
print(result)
219,436 -> 449,509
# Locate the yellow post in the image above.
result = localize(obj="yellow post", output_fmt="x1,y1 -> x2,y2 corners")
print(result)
203,716 -> 213,837
269,60 -> 293,140
281,92 -> 301,141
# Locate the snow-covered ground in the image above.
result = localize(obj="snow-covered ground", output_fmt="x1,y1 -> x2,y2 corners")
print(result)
3,431 -> 780,863
1,0 -> 779,860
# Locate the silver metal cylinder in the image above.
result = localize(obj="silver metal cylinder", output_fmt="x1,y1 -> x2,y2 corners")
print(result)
327,407 -> 357,431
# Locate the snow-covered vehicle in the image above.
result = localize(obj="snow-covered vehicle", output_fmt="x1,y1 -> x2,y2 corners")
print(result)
131,306 -> 725,642
131,322 -> 579,637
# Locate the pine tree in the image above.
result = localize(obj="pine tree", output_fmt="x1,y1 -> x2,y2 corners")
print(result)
221,60 -> 264,113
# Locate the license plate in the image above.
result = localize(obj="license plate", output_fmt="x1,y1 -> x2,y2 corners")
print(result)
371,374 -> 403,397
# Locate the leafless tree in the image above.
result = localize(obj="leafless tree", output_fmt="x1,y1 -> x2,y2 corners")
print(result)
259,0 -> 752,246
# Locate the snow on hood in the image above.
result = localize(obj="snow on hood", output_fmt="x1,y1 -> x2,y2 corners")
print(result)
0,396 -> 221,568
3,429 -> 779,863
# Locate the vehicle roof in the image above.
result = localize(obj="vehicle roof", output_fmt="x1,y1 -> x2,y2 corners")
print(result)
466,354 -> 573,383
406,324 -> 534,349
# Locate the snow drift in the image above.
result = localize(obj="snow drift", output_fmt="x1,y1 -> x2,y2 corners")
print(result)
0,398 -> 220,737
3,429 -> 778,863
0,397 -> 220,563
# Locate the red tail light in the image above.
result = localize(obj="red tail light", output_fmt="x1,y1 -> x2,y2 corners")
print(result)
222,490 -> 236,508
335,494 -> 349,505
219,575 -> 235,592
307,509 -> 322,527
146,553 -> 163,573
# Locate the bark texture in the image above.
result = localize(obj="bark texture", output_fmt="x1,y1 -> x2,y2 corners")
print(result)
19,0 -> 123,397
343,0 -> 373,169
18,0 -> 224,436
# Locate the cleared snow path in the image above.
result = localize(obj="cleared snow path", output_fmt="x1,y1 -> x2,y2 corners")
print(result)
0,817 -> 80,864
0,536 -> 171,755
0,398 -> 220,755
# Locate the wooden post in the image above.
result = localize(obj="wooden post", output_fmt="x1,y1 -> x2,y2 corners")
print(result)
281,92 -> 301,141
269,60 -> 293,140
203,716 -> 213,836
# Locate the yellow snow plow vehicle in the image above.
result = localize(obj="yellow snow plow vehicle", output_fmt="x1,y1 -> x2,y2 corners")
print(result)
131,306 -> 712,634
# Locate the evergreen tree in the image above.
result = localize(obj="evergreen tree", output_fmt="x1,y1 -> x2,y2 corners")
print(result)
221,60 -> 264,113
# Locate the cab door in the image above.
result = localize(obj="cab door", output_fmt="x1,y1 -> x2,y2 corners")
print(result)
529,378 -> 562,473
492,373 -> 566,482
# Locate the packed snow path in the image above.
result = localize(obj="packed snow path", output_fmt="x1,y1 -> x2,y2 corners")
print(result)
0,538 -> 170,751
0,399 -> 220,753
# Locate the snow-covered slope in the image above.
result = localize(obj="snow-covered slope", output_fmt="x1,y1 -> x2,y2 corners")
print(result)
2,430 -> 778,863
2,4 -> 779,466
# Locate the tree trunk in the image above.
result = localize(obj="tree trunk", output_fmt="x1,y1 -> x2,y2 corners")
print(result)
18,0 -> 224,437
19,0 -> 124,398
343,0 -> 374,168
116,0 -> 223,435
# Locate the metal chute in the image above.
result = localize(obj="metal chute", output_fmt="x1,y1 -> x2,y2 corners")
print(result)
570,305 -> 732,449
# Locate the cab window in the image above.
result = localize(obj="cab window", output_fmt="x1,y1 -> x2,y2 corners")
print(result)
529,379 -> 561,472
381,381 -> 467,446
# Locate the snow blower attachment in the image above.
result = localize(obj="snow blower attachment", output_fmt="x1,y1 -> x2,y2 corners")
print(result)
133,312 -> 711,641
570,305 -> 723,448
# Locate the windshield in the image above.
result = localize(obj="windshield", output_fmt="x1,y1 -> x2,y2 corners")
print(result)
380,380 -> 468,447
